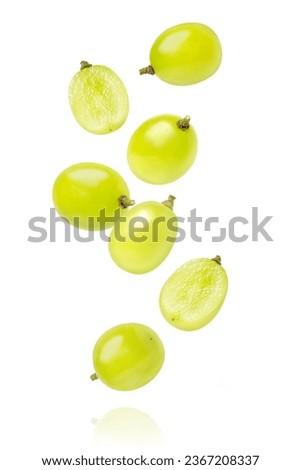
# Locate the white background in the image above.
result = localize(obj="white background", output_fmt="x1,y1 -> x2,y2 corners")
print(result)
1,0 -> 300,468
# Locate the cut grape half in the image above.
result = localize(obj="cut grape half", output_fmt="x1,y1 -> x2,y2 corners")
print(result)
160,256 -> 228,331
69,61 -> 129,134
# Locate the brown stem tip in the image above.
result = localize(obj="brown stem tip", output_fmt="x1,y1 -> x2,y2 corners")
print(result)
80,61 -> 92,70
139,65 -> 155,75
162,195 -> 176,210
90,373 -> 98,381
118,195 -> 135,209
212,255 -> 222,265
177,116 -> 191,130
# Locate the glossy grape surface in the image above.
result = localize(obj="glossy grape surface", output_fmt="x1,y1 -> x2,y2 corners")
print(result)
69,62 -> 129,134
92,323 -> 165,391
160,257 -> 228,330
127,115 -> 198,184
52,162 -> 131,230
109,198 -> 177,274
144,23 -> 222,85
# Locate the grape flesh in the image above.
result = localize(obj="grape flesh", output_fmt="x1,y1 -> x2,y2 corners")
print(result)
108,197 -> 177,274
92,323 -> 165,391
141,23 -> 222,86
52,162 -> 132,231
69,62 -> 129,134
127,115 -> 198,184
160,257 -> 228,330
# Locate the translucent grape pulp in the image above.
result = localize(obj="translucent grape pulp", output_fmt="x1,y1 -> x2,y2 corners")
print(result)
160,256 -> 228,330
69,62 -> 129,134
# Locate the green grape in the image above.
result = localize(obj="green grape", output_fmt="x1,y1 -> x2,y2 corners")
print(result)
91,323 -> 165,391
160,256 -> 228,331
69,61 -> 129,134
140,23 -> 222,86
52,162 -> 134,231
127,115 -> 198,184
108,195 -> 177,274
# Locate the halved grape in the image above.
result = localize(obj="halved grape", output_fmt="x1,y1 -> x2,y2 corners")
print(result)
108,195 -> 177,274
91,323 -> 165,391
160,256 -> 228,330
52,162 -> 134,231
127,115 -> 198,184
69,61 -> 129,134
140,23 -> 222,86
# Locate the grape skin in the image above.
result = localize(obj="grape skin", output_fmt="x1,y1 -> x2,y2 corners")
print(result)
69,63 -> 129,134
160,257 -> 228,331
108,199 -> 177,274
127,114 -> 198,184
143,23 -> 222,86
52,162 -> 132,231
92,323 -> 165,391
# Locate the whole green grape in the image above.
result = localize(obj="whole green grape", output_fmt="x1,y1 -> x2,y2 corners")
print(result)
91,323 -> 165,391
109,195 -> 177,274
140,23 -> 222,86
52,162 -> 134,231
69,61 -> 129,134
160,256 -> 228,330
127,115 -> 198,184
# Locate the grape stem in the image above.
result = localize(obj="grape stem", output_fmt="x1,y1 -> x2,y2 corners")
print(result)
90,373 -> 98,381
80,61 -> 92,70
162,195 -> 176,210
211,255 -> 222,265
177,116 -> 191,130
139,65 -> 155,75
118,195 -> 136,209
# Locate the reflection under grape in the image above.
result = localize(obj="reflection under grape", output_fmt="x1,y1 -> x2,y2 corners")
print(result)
92,407 -> 164,448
